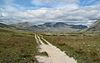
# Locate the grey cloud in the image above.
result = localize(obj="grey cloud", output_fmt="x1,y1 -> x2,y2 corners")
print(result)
0,0 -> 100,26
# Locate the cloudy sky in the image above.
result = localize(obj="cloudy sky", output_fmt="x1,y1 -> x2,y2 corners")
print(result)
0,0 -> 100,25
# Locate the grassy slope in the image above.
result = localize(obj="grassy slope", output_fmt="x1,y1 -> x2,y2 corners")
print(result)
0,28 -> 38,63
43,33 -> 100,63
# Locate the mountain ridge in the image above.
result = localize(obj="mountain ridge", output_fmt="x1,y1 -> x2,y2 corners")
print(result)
0,22 -> 88,32
87,20 -> 100,32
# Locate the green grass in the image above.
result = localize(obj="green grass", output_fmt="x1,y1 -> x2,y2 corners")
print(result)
0,28 -> 100,63
43,33 -> 100,63
0,28 -> 38,63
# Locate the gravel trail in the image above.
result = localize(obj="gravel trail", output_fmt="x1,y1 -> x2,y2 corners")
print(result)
35,35 -> 77,63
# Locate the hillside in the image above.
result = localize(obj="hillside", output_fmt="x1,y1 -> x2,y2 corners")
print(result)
0,23 -> 10,27
12,22 -> 33,29
87,20 -> 100,32
30,22 -> 87,32
0,23 -> 15,29
0,22 -> 88,33
12,22 -> 87,32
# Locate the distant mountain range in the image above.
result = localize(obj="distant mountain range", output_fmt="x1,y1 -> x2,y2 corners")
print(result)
10,22 -> 87,32
0,22 -> 89,32
1,20 -> 100,33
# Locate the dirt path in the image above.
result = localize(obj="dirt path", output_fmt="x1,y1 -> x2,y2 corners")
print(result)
35,34 -> 77,63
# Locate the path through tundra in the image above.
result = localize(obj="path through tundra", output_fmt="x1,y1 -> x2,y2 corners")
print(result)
35,34 -> 77,63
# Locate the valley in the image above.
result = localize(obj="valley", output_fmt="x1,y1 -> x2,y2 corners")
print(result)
0,20 -> 100,63
0,0 -> 100,63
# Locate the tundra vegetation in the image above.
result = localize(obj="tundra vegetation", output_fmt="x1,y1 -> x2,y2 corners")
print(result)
0,28 -> 38,63
0,28 -> 100,63
43,33 -> 100,63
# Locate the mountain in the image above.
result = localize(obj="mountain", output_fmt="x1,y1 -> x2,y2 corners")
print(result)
11,22 -> 34,30
0,23 -> 14,28
10,22 -> 88,32
36,22 -> 70,28
0,23 -> 8,27
70,25 -> 87,29
27,22 -> 87,32
87,20 -> 100,32
0,23 -> 17,29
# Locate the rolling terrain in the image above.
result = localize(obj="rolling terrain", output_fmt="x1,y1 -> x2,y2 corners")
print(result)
0,23 -> 15,28
30,22 -> 87,32
43,33 -> 100,63
0,20 -> 100,63
12,22 -> 87,32
87,20 -> 100,32
0,22 -> 88,32
0,28 -> 38,63
0,0 -> 100,63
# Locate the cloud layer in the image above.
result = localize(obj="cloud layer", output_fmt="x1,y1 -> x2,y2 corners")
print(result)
0,0 -> 100,26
